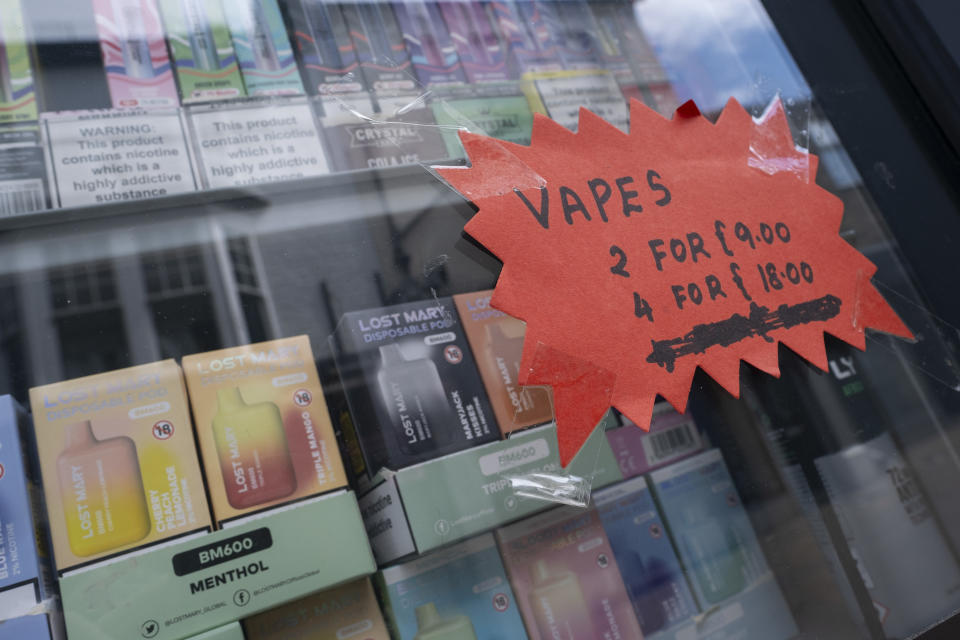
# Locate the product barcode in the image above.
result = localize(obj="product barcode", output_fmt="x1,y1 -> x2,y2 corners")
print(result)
645,421 -> 701,466
0,179 -> 45,216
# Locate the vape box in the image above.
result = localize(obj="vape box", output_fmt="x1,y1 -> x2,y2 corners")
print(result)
359,419 -> 622,565
286,0 -> 366,95
318,91 -> 449,169
496,504 -> 642,640
244,577 -> 390,640
391,0 -> 466,87
28,361 -> 212,573
545,0 -> 606,71
0,126 -> 50,216
586,2 -> 640,89
606,403 -> 706,479
650,449 -> 798,640
453,290 -> 552,436
438,1 -> 512,84
58,490 -> 375,640
92,0 -> 180,109
0,0 -> 38,124
614,6 -> 670,86
0,614 -> 62,639
341,1 -> 416,95
594,476 -> 699,640
489,0 -> 561,74
224,0 -> 304,95
158,0 -> 247,102
0,397 -> 56,620
188,622 -> 246,640
182,335 -> 347,526
431,90 -> 532,159
378,533 -> 528,640
333,297 -> 498,473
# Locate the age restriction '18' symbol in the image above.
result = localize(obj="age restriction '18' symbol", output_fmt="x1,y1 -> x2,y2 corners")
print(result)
152,421 -> 174,440
493,593 -> 510,612
294,389 -> 312,407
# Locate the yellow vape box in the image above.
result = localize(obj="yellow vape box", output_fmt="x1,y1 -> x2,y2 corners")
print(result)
182,336 -> 347,525
29,360 -> 212,572
243,577 -> 390,640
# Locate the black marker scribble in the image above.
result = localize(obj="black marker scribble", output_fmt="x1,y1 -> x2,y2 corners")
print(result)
646,294 -> 842,372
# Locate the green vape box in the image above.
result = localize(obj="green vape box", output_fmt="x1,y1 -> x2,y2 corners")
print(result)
431,91 -> 534,159
159,0 -> 247,103
0,0 -> 38,123
59,490 -> 374,640
359,419 -> 622,564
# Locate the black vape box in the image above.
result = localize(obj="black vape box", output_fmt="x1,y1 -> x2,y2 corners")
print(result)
333,297 -> 497,474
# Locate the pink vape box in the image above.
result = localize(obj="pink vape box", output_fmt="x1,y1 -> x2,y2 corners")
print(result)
606,402 -> 706,479
93,0 -> 179,108
497,506 -> 642,640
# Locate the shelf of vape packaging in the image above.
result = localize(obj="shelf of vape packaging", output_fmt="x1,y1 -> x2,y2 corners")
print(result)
59,489 -> 374,640
0,157 -> 465,235
359,421 -> 624,566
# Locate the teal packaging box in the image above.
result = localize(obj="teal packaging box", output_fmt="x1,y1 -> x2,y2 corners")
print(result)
358,419 -> 622,565
594,476 -> 698,640
378,533 -> 528,639
0,396 -> 57,623
224,0 -> 304,95
650,449 -> 798,640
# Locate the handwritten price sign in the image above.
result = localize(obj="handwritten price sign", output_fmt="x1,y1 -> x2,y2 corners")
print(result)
438,98 -> 912,464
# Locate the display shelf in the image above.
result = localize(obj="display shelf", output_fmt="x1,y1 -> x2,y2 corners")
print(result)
59,490 -> 374,640
359,421 -> 623,565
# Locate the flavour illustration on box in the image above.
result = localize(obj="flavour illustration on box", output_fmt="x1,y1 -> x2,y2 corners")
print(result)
438,1 -> 511,84
595,476 -> 698,638
497,506 -> 642,640
413,603 -> 478,640
93,0 -> 179,108
334,298 -> 497,473
183,336 -> 347,524
392,0 -> 466,86
650,449 -> 798,639
158,0 -> 247,101
244,577 -> 391,640
57,421 -> 150,556
0,0 -> 38,123
212,388 -> 296,509
378,533 -> 528,640
29,360 -> 211,571
225,0 -> 304,95
454,291 -> 552,435
288,0 -> 365,94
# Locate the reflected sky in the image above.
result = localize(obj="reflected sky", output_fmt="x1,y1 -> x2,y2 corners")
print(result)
637,0 -> 812,114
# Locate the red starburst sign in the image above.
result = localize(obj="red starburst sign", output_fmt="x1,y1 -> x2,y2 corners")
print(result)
436,98 -> 912,465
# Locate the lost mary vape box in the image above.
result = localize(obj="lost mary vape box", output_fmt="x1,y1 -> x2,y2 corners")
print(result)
244,577 -> 390,640
285,0 -> 366,95
28,361 -> 212,573
496,505 -> 642,640
182,335 -> 347,526
650,449 -> 798,640
594,476 -> 699,640
333,297 -> 497,473
377,533 -> 528,640
391,0 -> 466,87
0,396 -> 60,630
92,0 -> 180,109
223,0 -> 305,96
438,0 -> 512,84
606,403 -> 706,479
158,0 -> 247,102
0,0 -> 38,124
453,290 -> 553,436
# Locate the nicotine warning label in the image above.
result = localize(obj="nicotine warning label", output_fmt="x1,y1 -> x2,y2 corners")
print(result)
189,100 -> 330,189
43,109 -> 198,208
